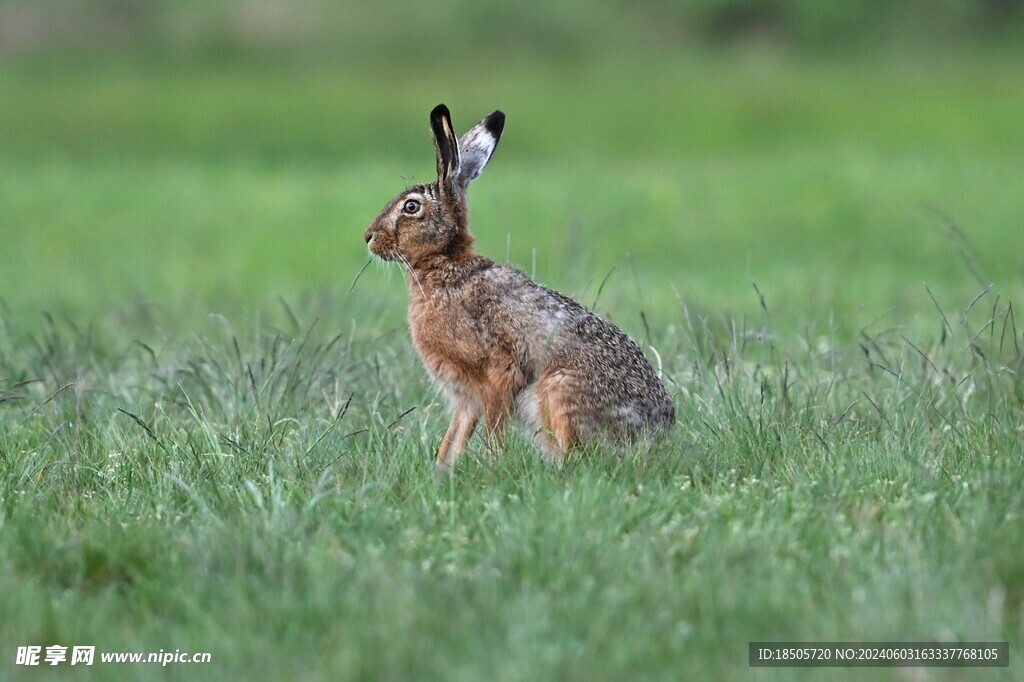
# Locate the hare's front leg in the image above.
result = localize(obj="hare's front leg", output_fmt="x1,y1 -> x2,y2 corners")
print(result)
478,361 -> 528,454
480,391 -> 513,454
436,407 -> 479,476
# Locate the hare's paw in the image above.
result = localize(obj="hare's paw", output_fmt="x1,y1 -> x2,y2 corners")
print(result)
434,458 -> 454,482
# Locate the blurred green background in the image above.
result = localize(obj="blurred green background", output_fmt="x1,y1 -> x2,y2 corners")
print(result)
1,0 -> 1023,331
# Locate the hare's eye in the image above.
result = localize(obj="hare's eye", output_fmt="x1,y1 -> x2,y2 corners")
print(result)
402,199 -> 421,214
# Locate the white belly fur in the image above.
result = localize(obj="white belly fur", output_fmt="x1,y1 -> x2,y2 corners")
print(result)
512,382 -> 544,447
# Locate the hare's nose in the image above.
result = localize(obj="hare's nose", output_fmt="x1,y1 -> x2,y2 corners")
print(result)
364,231 -> 373,244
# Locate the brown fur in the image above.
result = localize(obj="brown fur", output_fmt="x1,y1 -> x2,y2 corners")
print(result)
364,105 -> 674,473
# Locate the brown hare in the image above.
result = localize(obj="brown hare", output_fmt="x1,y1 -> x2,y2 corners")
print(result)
364,104 -> 674,474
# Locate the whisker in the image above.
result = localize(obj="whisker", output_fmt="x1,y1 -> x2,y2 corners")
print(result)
398,255 -> 427,299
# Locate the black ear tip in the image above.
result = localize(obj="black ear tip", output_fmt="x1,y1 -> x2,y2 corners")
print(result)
485,110 -> 506,137
430,104 -> 451,122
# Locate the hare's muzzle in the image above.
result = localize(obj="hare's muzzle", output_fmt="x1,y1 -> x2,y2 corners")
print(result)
364,226 -> 397,261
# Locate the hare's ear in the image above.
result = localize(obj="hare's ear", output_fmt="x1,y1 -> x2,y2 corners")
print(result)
430,104 -> 460,191
457,111 -> 504,189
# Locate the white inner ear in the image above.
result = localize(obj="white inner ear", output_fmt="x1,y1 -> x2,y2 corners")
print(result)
458,125 -> 498,186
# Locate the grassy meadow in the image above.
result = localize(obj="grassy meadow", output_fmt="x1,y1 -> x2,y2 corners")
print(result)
2,41 -> 1024,681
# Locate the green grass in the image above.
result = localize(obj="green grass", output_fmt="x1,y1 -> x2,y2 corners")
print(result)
2,49 -> 1024,679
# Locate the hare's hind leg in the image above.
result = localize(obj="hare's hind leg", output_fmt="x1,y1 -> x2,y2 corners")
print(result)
537,421 -> 571,468
534,370 -> 581,467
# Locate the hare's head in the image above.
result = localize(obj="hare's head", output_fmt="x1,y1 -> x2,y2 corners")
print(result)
364,104 -> 504,267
